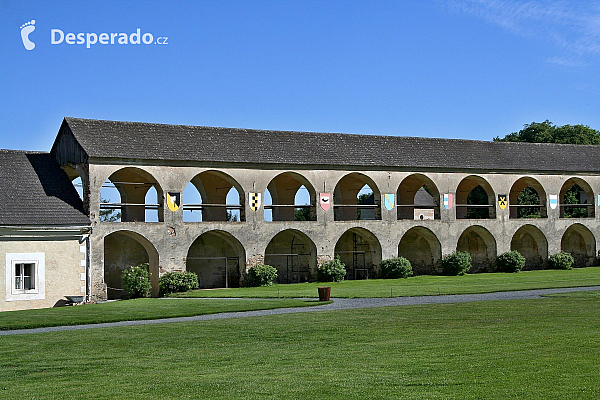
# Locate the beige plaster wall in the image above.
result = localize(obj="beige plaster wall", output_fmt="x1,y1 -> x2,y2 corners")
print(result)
0,238 -> 85,312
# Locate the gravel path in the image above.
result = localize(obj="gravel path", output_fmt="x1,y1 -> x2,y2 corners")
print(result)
2,286 -> 598,336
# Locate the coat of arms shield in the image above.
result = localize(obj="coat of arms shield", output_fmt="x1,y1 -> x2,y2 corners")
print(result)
549,194 -> 558,210
320,193 -> 331,211
166,192 -> 181,212
384,194 -> 395,211
249,193 -> 261,211
498,194 -> 508,210
443,193 -> 453,210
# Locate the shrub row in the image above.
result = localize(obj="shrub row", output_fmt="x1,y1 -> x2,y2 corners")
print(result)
122,249 -> 578,298
159,271 -> 199,296
121,265 -> 199,298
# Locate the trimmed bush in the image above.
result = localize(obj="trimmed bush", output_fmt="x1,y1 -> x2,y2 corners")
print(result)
380,257 -> 413,279
159,271 -> 199,296
548,252 -> 574,270
122,263 -> 151,298
496,251 -> 525,273
442,251 -> 472,276
318,256 -> 346,282
247,264 -> 278,287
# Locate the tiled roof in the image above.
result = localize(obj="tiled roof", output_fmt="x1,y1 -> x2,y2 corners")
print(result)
0,150 -> 89,226
62,117 -> 600,173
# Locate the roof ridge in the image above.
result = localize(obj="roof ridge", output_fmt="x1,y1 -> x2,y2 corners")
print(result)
64,117 -> 600,148
0,149 -> 49,154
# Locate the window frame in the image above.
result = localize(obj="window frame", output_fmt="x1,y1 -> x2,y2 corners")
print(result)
5,253 -> 45,301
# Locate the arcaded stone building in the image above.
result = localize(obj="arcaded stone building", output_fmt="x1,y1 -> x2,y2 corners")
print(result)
49,117 -> 600,301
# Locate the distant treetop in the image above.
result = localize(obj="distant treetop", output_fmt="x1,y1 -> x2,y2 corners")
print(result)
494,120 -> 600,145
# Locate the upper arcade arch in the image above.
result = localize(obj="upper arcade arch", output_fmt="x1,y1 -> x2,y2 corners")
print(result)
559,177 -> 594,219
183,170 -> 245,222
455,175 -> 496,219
100,167 -> 163,222
397,174 -> 440,220
333,173 -> 381,221
509,177 -> 547,219
264,172 -> 316,222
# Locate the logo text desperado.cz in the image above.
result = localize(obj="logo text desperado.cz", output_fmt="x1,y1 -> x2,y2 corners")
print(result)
51,29 -> 167,48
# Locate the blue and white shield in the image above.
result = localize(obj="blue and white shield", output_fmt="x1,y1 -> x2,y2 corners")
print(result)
549,194 -> 558,210
384,194 -> 395,211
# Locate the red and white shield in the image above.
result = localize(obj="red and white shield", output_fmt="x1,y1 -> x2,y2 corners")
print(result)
320,193 -> 331,211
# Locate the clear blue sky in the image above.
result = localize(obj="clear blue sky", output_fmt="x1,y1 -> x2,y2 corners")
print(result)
2,0 -> 600,152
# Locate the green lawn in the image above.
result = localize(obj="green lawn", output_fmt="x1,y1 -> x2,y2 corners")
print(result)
174,266 -> 600,298
0,298 -> 324,331
0,291 -> 598,399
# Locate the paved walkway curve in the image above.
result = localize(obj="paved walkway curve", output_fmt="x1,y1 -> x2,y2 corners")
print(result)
2,286 -> 599,336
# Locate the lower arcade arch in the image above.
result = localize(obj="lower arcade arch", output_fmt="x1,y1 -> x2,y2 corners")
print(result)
334,228 -> 382,279
510,225 -> 548,270
398,226 -> 442,275
264,230 -> 317,283
456,226 -> 497,272
104,231 -> 160,298
561,224 -> 596,267
186,230 -> 246,288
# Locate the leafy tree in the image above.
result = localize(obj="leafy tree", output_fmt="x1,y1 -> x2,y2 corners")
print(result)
358,193 -> 373,204
517,186 -> 541,218
226,210 -> 239,222
466,185 -> 488,218
494,120 -> 600,145
100,197 -> 121,222
357,192 -> 374,220
563,184 -> 588,218
294,207 -> 311,221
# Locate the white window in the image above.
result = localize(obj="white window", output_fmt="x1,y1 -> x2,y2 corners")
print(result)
5,253 -> 45,301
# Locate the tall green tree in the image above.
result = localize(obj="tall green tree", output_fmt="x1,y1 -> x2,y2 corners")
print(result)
294,207 -> 311,221
563,184 -> 588,218
516,186 -> 541,218
466,185 -> 488,219
100,197 -> 121,222
494,120 -> 600,145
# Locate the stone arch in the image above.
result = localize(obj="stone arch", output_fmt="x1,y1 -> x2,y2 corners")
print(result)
561,224 -> 596,267
334,227 -> 382,279
398,226 -> 442,275
102,167 -> 164,222
333,172 -> 381,221
457,225 -> 497,273
509,176 -> 547,219
264,229 -> 317,283
511,224 -> 548,270
103,230 -> 160,298
559,177 -> 594,218
183,170 -> 245,222
455,175 -> 495,219
186,230 -> 246,288
397,173 -> 440,220
264,171 -> 316,221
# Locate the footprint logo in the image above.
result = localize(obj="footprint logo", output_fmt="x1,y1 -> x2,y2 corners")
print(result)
20,20 -> 36,50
